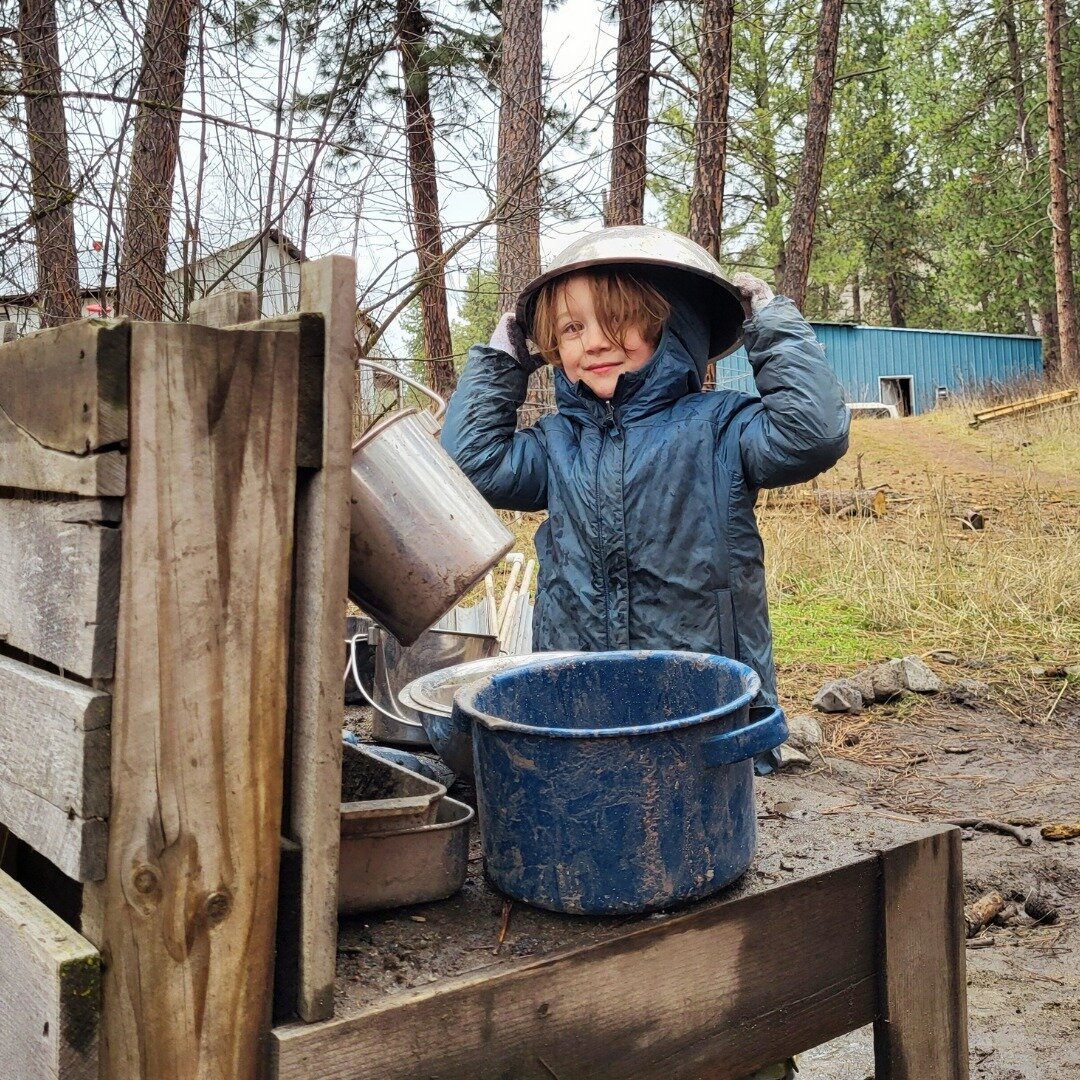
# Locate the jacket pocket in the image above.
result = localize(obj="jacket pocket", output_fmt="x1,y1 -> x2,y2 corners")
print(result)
715,589 -> 737,658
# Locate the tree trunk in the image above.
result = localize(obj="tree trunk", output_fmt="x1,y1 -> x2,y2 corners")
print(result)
884,242 -> 906,327
18,0 -> 82,328
1044,0 -> 1080,383
781,0 -> 844,310
1003,0 -> 1061,378
398,0 -> 456,397
496,0 -> 542,309
117,0 -> 195,321
851,273 -> 862,322
746,12 -> 784,282
687,0 -> 734,259
605,0 -> 652,226
496,0 -> 547,420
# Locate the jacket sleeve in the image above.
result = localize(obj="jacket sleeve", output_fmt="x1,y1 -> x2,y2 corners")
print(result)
736,297 -> 850,489
440,345 -> 549,511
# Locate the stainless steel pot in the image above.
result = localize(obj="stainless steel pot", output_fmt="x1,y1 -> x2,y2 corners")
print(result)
348,361 -> 515,645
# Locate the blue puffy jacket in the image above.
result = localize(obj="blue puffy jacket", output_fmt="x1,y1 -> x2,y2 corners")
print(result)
441,294 -> 849,703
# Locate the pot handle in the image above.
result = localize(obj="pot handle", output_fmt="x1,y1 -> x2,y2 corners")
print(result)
702,705 -> 788,768
356,358 -> 447,422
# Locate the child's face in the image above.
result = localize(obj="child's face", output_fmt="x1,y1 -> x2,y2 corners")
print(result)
553,275 -> 656,400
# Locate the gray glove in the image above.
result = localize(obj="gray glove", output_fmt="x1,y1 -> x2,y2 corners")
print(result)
489,312 -> 543,372
732,273 -> 776,319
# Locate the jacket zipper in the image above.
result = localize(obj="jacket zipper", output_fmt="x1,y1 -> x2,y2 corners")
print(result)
595,404 -> 616,649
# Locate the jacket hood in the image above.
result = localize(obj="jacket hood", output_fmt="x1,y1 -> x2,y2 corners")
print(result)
554,280 -> 716,423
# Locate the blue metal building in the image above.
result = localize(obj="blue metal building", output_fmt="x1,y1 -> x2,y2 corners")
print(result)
715,321 -> 1044,415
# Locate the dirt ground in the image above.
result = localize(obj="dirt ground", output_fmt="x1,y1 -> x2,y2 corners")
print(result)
338,407 -> 1079,1076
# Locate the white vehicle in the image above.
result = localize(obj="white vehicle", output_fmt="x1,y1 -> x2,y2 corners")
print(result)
846,401 -> 901,419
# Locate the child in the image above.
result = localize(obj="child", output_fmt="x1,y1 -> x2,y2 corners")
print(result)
442,225 -> 850,713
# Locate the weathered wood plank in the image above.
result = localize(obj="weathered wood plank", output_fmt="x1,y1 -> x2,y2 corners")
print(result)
0,497 -> 121,678
0,781 -> 108,883
0,319 -> 128,452
0,653 -> 111,815
0,654 -> 110,881
287,257 -> 354,1022
99,322 -> 299,1078
0,407 -> 126,496
0,869 -> 100,1080
189,289 -> 259,328
228,312 -> 325,469
272,856 -> 880,1079
874,827 -> 969,1079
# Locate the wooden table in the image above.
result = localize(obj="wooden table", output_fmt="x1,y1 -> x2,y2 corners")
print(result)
271,818 -> 969,1080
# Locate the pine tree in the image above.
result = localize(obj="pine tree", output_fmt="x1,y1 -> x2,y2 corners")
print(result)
18,0 -> 81,326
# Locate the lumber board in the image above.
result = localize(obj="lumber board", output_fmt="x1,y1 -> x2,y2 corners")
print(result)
0,321 -> 128,496
874,827 -> 969,1078
99,322 -> 299,1079
272,856 -> 880,1079
0,496 -> 121,678
0,781 -> 107,883
287,256 -> 355,1022
188,288 -> 259,328
970,388 -> 1076,426
0,655 -> 110,881
0,868 -> 100,1080
228,311 -> 326,469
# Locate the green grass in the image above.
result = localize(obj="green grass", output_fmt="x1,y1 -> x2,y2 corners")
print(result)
770,594 -> 908,667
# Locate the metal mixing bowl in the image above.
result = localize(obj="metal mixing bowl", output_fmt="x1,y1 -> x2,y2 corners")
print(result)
398,652 -> 580,777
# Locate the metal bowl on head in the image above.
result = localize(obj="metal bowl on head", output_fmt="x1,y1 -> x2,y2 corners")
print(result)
398,652 -> 580,777
515,225 -> 747,362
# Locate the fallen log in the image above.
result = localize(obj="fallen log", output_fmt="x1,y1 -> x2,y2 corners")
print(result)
964,890 -> 1004,937
816,489 -> 887,517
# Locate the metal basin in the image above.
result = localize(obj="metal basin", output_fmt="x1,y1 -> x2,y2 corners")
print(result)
340,742 -> 446,836
398,652 -> 580,777
338,795 -> 474,914
370,626 -> 498,747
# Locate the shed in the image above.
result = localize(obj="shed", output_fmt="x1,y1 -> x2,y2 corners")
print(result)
715,321 -> 1044,415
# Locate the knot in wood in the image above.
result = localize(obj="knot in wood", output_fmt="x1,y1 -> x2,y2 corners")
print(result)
203,889 -> 233,924
132,865 -> 159,896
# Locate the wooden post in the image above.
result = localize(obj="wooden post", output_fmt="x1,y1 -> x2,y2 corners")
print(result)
287,256 -> 355,1021
99,322 -> 300,1078
189,289 -> 259,328
874,828 -> 969,1079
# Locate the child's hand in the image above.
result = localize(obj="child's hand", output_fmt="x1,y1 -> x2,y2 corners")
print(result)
489,312 -> 542,370
732,273 -> 776,319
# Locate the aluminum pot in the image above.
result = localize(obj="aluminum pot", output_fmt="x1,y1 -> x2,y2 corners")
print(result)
348,361 -> 515,645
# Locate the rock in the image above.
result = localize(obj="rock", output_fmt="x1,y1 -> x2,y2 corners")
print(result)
851,667 -> 878,702
812,679 -> 865,713
949,678 -> 991,706
867,661 -> 906,701
893,655 -> 942,693
776,744 -> 812,769
785,713 -> 823,749
844,656 -> 940,704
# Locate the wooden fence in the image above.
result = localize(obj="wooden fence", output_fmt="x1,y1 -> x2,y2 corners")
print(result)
0,256 -> 355,1078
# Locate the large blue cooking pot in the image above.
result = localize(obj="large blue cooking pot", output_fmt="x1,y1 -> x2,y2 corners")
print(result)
454,651 -> 787,914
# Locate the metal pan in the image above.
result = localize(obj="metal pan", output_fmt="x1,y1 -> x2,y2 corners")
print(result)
338,795 -> 474,914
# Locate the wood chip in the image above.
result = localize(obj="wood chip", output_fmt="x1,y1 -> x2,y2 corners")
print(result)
1041,823 -> 1080,841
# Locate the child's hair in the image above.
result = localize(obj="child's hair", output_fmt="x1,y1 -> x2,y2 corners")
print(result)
530,268 -> 671,366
